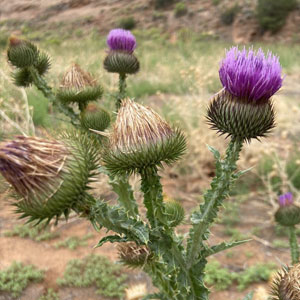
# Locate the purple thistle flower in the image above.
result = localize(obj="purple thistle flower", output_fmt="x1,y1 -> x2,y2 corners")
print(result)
278,192 -> 293,206
107,28 -> 136,53
219,47 -> 283,101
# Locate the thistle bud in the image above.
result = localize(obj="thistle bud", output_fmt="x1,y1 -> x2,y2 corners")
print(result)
0,133 -> 99,223
56,64 -> 103,107
164,196 -> 185,227
207,47 -> 283,141
80,103 -> 111,132
118,242 -> 153,268
275,193 -> 300,227
102,99 -> 186,175
104,29 -> 139,75
270,264 -> 300,300
7,36 -> 38,68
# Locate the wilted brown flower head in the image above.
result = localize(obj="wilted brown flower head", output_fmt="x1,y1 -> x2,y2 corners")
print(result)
118,241 -> 152,268
270,263 -> 300,300
111,98 -> 173,152
0,136 -> 68,199
60,63 -> 96,90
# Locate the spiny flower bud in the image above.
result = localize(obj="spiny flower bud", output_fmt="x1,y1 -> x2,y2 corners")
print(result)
57,64 -> 103,106
80,103 -> 111,132
0,133 -> 99,223
164,196 -> 185,227
102,99 -> 186,175
270,264 -> 300,300
118,242 -> 153,268
7,36 -> 38,68
104,29 -> 139,75
207,47 -> 282,141
275,192 -> 300,227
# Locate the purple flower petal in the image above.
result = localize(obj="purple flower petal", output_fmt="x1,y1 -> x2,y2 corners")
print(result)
219,47 -> 283,101
107,28 -> 136,53
279,194 -> 286,206
285,192 -> 293,204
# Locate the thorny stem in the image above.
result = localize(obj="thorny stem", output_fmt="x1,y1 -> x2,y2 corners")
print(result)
289,225 -> 300,265
187,138 -> 243,268
28,66 -> 79,126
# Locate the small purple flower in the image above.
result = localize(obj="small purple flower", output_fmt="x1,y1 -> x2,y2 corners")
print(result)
219,47 -> 283,101
107,29 -> 136,53
278,192 -> 293,206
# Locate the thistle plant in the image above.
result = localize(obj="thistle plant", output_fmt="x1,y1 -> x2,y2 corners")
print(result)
1,31 -> 285,300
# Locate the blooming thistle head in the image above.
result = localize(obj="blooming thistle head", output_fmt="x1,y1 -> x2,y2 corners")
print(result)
102,99 -> 186,175
57,63 -> 103,108
118,242 -> 153,268
207,47 -> 283,141
270,264 -> 300,300
104,29 -> 139,75
107,28 -> 137,53
275,192 -> 300,227
0,133 -> 99,223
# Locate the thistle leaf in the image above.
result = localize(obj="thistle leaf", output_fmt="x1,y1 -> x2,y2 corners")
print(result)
95,235 -> 128,248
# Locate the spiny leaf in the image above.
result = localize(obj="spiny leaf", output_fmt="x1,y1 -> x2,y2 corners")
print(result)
95,235 -> 128,248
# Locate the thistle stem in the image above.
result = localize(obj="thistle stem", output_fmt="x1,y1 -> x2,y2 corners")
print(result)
109,173 -> 138,217
140,167 -> 166,229
289,225 -> 299,265
187,138 -> 243,268
117,73 -> 127,110
28,66 -> 79,126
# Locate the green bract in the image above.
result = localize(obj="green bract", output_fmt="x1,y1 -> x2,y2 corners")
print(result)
0,132 -> 100,224
275,205 -> 300,227
207,89 -> 275,141
104,51 -> 140,74
164,200 -> 185,227
7,38 -> 38,68
80,103 -> 111,132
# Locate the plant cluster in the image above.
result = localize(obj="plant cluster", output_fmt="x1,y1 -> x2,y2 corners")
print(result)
256,0 -> 298,33
1,27 -> 299,300
0,262 -> 44,298
57,254 -> 127,298
54,233 -> 93,250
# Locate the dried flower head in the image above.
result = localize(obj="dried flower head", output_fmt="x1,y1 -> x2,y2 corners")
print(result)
102,99 -> 186,175
219,47 -> 283,101
118,242 -> 152,268
60,63 -> 96,90
107,28 -> 137,53
270,264 -> 300,300
57,64 -> 102,106
0,133 -> 99,223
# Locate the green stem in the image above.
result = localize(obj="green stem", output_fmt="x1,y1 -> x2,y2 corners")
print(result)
28,66 -> 79,126
289,225 -> 299,265
109,173 -> 138,217
140,167 -> 166,229
117,73 -> 127,110
187,138 -> 243,268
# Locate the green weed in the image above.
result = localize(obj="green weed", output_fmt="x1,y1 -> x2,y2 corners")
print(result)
118,17 -> 136,30
272,239 -> 289,249
57,254 -> 127,298
221,5 -> 240,25
54,233 -> 94,250
0,262 -> 44,298
39,289 -> 60,300
174,2 -> 188,18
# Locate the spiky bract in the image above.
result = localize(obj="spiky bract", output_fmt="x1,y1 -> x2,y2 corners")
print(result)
7,37 -> 39,68
118,242 -> 152,268
104,51 -> 139,75
11,52 -> 51,87
80,103 -> 111,132
57,64 -> 102,105
219,47 -> 282,101
102,99 -> 186,175
275,205 -> 300,227
270,264 -> 300,300
164,199 -> 185,227
0,133 -> 100,223
207,89 -> 275,141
